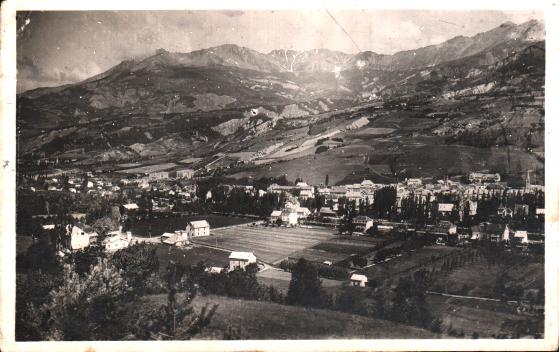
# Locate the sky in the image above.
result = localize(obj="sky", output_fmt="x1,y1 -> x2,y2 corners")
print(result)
16,10 -> 543,93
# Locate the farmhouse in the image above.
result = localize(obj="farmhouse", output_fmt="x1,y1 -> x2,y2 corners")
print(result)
229,251 -> 257,271
350,273 -> 368,287
175,168 -> 195,179
353,216 -> 374,232
186,220 -> 210,237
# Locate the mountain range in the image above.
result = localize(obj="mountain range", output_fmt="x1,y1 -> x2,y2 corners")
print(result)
17,19 -> 545,185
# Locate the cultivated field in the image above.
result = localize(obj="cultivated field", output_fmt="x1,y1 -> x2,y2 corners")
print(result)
192,225 -> 336,264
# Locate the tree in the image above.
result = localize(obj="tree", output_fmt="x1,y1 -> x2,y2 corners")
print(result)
111,243 -> 160,296
352,255 -> 368,267
286,258 -> 327,308
42,259 -> 130,340
325,174 -> 329,186
130,262 -> 216,340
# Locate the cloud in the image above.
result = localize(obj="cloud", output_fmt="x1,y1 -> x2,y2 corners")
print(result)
17,54 -> 102,93
400,21 -> 422,37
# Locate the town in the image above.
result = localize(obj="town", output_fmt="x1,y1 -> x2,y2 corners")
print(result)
16,163 -> 545,339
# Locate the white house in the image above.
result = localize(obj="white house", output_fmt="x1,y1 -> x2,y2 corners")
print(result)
161,230 -> 189,246
186,220 -> 210,237
68,225 -> 98,251
176,169 -> 195,179
438,203 -> 455,214
350,273 -> 368,287
281,210 -> 298,226
123,203 -> 139,211
104,231 -> 132,251
148,171 -> 169,181
229,251 -> 257,271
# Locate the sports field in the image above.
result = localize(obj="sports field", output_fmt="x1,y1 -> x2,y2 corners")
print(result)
192,225 -> 336,264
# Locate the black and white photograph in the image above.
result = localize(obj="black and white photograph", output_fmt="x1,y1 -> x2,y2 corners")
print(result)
1,0 -> 558,351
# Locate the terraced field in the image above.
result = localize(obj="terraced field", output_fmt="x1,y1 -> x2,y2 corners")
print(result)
193,225 -> 336,264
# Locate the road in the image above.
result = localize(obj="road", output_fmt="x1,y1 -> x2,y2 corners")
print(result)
426,290 -> 519,304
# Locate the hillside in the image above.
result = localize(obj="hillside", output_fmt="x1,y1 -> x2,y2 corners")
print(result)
141,294 -> 438,339
16,20 -> 545,183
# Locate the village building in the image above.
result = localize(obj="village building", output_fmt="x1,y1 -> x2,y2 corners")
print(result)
437,203 -> 455,217
281,210 -> 299,226
270,210 -> 282,223
497,204 -> 513,217
349,273 -> 368,287
104,231 -> 132,251
319,207 -> 339,221
424,221 -> 457,236
406,178 -> 423,187
66,225 -> 98,251
148,171 -> 169,181
299,189 -> 314,200
186,220 -> 210,237
161,230 -> 189,246
469,172 -> 501,183
175,168 -> 195,179
294,206 -> 311,220
229,251 -> 257,271
471,223 -> 510,242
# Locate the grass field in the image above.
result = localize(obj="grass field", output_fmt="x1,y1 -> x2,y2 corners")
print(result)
129,214 -> 252,237
426,295 -> 544,338
140,294 -> 438,339
193,225 -> 336,264
430,256 -> 544,298
256,268 -> 344,293
289,236 -> 386,264
364,246 -> 462,281
154,245 -> 230,274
